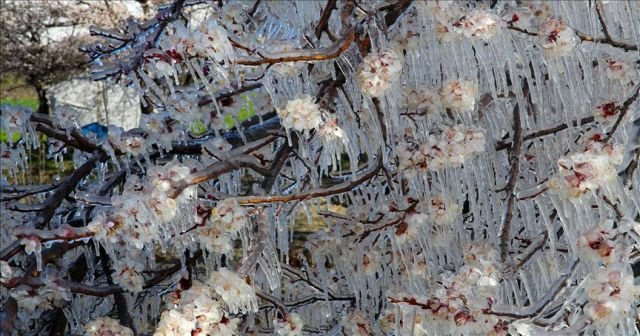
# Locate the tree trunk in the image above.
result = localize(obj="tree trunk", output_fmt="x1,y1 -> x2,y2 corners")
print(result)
34,84 -> 49,115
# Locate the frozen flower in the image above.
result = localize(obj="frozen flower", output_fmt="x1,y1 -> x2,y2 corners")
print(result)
155,309 -> 196,336
148,160 -> 190,193
0,260 -> 20,280
213,198 -> 249,234
111,261 -> 145,293
503,7 -> 536,30
210,268 -> 258,314
193,20 -> 234,63
427,195 -> 460,227
277,95 -> 324,133
594,101 -> 619,123
274,313 -> 305,336
556,149 -> 621,195
453,10 -> 504,40
341,310 -> 374,336
357,50 -> 403,97
198,226 -> 234,254
403,87 -> 442,115
85,317 -> 134,336
604,56 -> 637,86
440,79 -> 478,112
522,0 -> 554,22
576,224 -> 616,264
584,298 -> 632,326
538,17 -> 578,58
318,118 -> 346,141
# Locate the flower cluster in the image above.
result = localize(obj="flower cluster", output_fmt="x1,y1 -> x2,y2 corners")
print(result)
402,86 -> 442,115
576,221 -> 620,264
157,21 -> 234,64
391,244 -> 503,334
356,50 -> 403,97
416,1 -> 465,42
211,268 -> 258,314
156,281 -> 239,336
554,140 -> 622,197
107,125 -> 150,158
88,161 -> 195,253
274,313 -> 305,336
197,199 -> 248,254
85,317 -> 134,336
453,10 -> 504,40
538,17 -> 578,58
277,95 -> 324,133
583,264 -> 638,326
439,79 -> 478,112
10,268 -> 71,313
397,125 -> 486,171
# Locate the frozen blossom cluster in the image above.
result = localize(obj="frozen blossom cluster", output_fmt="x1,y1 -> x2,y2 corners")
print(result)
356,50 -> 403,97
2,1 -> 640,336
397,124 -> 486,171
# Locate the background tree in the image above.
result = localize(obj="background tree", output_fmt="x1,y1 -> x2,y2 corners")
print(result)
1,1 -> 640,336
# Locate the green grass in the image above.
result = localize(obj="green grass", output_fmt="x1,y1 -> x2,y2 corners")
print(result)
0,97 -> 39,110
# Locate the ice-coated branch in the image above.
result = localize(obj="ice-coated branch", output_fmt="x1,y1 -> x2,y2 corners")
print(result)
489,259 -> 578,319
233,151 -> 383,205
500,96 -> 525,262
235,30 -> 355,66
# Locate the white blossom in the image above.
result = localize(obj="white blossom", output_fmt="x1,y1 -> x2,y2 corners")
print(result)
277,95 -> 324,133
440,79 -> 478,112
538,17 -> 578,57
85,317 -> 134,336
357,50 -> 403,97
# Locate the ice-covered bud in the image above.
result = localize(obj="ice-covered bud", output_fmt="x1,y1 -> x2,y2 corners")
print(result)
0,260 -> 21,280
85,317 -> 134,336
203,137 -> 232,158
210,268 -> 258,314
357,50 -> 403,97
277,95 -> 324,133
274,313 -> 305,336
453,10 -> 504,40
538,17 -> 578,58
21,236 -> 41,257
440,79 -> 478,112
403,87 -> 442,115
